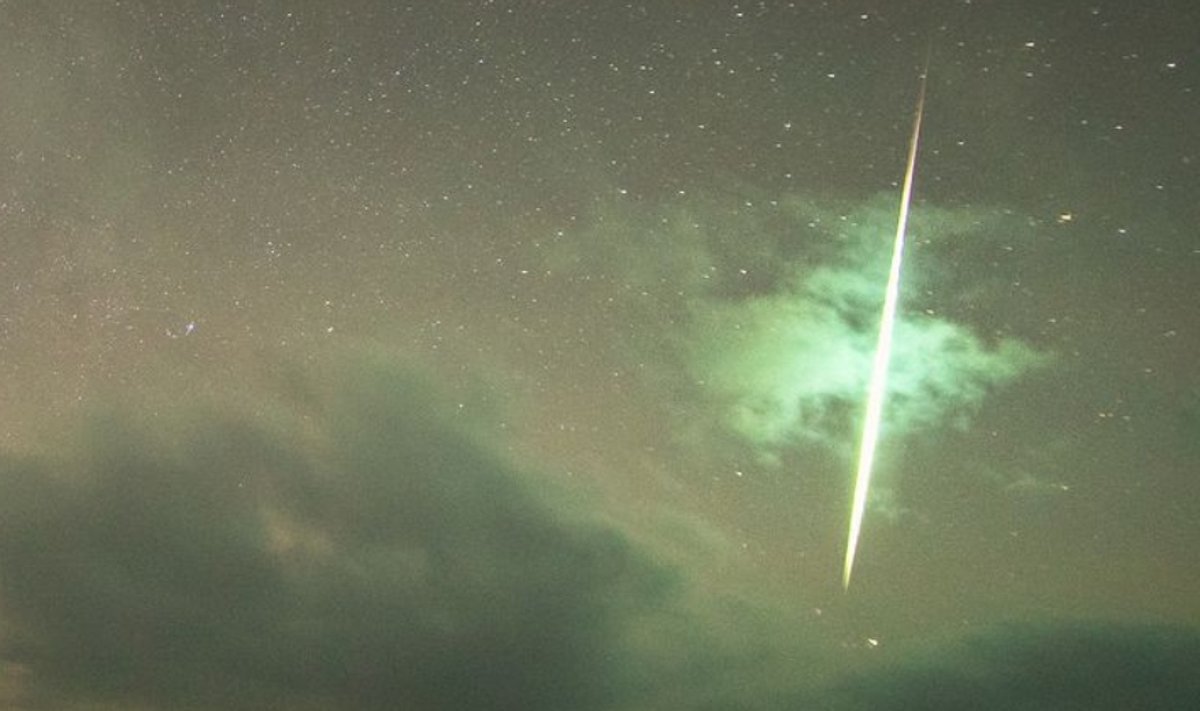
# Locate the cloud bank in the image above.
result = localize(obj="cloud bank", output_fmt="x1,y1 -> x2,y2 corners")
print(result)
0,357 -> 687,710
0,356 -> 1195,711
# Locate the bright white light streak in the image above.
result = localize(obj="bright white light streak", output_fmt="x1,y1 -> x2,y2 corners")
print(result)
842,67 -> 927,590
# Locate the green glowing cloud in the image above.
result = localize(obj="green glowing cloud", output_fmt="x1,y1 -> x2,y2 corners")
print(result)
555,191 -> 1048,465
684,196 -> 1046,458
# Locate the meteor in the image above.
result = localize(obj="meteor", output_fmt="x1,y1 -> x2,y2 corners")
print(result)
842,64 -> 928,590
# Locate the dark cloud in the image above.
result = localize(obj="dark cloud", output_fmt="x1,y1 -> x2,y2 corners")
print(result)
0,356 -> 684,710
819,622 -> 1200,711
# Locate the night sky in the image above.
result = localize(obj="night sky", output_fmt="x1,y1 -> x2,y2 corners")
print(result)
2,2 -> 1198,709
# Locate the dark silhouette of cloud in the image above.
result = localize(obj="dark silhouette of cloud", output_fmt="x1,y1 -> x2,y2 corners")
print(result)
0,357 -> 681,710
3,357 -> 1197,710
819,621 -> 1200,711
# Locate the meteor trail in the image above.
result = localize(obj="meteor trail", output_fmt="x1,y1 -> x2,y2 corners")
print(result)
842,64 -> 928,590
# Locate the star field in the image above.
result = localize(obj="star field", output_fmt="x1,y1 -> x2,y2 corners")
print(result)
1,2 -> 1198,709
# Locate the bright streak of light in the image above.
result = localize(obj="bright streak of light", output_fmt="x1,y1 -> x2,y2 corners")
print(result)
842,69 -> 927,591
